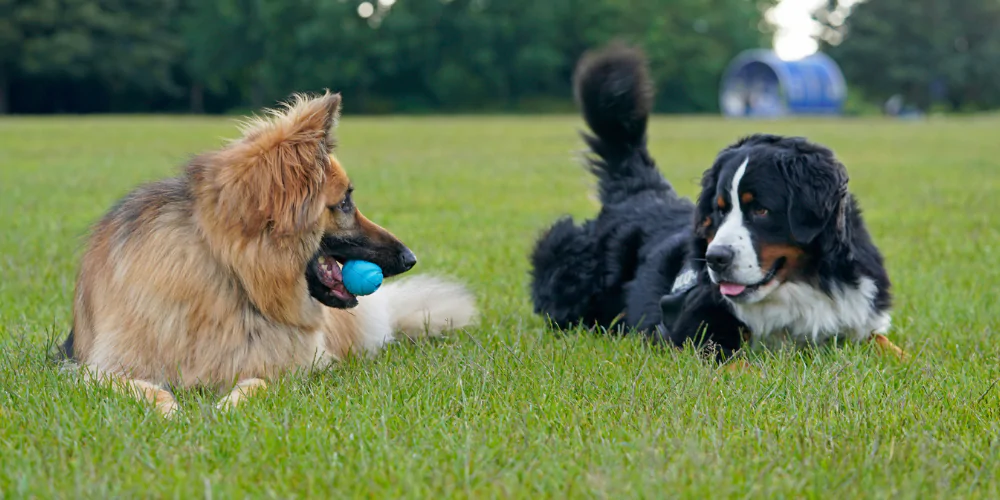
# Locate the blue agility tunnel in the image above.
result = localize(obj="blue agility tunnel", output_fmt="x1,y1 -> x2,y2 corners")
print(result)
719,49 -> 847,117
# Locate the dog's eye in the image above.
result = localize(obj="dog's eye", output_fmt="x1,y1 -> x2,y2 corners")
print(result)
752,207 -> 769,217
330,192 -> 353,213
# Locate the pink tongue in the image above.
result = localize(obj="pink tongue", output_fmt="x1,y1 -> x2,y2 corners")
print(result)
719,283 -> 747,296
317,258 -> 343,288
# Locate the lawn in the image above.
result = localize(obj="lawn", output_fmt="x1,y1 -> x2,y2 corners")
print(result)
1,113 -> 999,498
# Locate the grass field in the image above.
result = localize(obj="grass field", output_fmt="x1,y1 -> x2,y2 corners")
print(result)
1,113 -> 999,498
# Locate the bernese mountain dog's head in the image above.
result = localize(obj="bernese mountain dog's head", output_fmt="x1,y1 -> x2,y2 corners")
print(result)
691,134 -> 891,344
694,134 -> 848,303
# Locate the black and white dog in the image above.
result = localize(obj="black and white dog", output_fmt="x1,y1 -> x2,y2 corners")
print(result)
530,44 -> 902,358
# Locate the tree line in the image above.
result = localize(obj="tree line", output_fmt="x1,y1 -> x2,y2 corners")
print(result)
815,0 -> 1000,112
1,0 -> 774,114
3,0 -> 998,115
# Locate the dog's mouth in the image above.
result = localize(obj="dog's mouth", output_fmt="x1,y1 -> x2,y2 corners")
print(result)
306,251 -> 357,308
716,257 -> 786,299
315,255 -> 355,302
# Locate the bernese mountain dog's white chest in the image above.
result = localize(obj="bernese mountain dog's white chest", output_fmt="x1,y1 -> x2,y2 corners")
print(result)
730,276 -> 892,347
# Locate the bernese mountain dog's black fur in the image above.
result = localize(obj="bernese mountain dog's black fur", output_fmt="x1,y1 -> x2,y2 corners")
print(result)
530,43 -> 900,358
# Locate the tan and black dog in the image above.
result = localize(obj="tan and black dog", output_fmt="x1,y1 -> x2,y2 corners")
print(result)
63,92 -> 476,416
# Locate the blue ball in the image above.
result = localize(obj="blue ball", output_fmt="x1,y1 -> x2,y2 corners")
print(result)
341,260 -> 383,296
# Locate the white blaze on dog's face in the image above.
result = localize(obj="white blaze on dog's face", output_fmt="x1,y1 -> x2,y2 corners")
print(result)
705,156 -> 784,304
707,158 -> 757,279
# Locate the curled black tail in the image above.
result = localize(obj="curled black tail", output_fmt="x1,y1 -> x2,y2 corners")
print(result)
573,43 -> 669,204
575,42 -> 653,148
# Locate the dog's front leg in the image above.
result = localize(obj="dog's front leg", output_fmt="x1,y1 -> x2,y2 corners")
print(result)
217,378 -> 268,411
124,379 -> 179,417
661,283 -> 747,360
85,367 -> 179,417
870,334 -> 908,360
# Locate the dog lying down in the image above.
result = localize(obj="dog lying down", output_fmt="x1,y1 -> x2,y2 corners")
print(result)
62,92 -> 477,416
530,43 -> 904,360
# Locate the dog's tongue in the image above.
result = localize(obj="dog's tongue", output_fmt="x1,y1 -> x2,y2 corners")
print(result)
719,283 -> 747,296
316,256 -> 343,288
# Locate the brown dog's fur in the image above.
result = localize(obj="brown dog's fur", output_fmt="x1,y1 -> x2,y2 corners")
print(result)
66,93 -> 477,416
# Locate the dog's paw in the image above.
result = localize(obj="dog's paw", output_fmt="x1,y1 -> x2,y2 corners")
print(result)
157,399 -> 180,418
216,378 -> 268,411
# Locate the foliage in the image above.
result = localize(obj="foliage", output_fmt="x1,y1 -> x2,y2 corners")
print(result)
1,0 -> 186,113
2,0 -> 774,114
816,0 -> 1000,112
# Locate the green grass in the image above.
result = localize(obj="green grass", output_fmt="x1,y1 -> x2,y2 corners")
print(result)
1,113 -> 999,498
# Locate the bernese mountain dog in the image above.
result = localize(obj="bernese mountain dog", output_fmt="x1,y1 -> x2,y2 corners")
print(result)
529,43 -> 904,359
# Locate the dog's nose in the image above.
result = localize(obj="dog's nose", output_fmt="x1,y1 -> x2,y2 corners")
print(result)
400,248 -> 417,271
706,245 -> 735,271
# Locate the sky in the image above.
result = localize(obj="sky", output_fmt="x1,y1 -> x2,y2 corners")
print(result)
770,0 -> 826,60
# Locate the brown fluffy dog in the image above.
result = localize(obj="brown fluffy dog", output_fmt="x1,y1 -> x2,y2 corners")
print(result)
62,92 -> 477,416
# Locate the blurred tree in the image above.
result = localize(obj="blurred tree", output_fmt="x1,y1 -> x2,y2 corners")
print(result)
0,0 -> 22,113
816,0 -> 1000,111
607,0 -> 775,112
5,0 -> 776,114
2,0 -> 185,113
181,0 -> 267,110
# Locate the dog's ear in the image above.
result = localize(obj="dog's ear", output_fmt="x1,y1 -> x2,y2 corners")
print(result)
780,151 -> 849,245
693,152 -> 729,241
689,156 -> 725,269
215,92 -> 342,236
